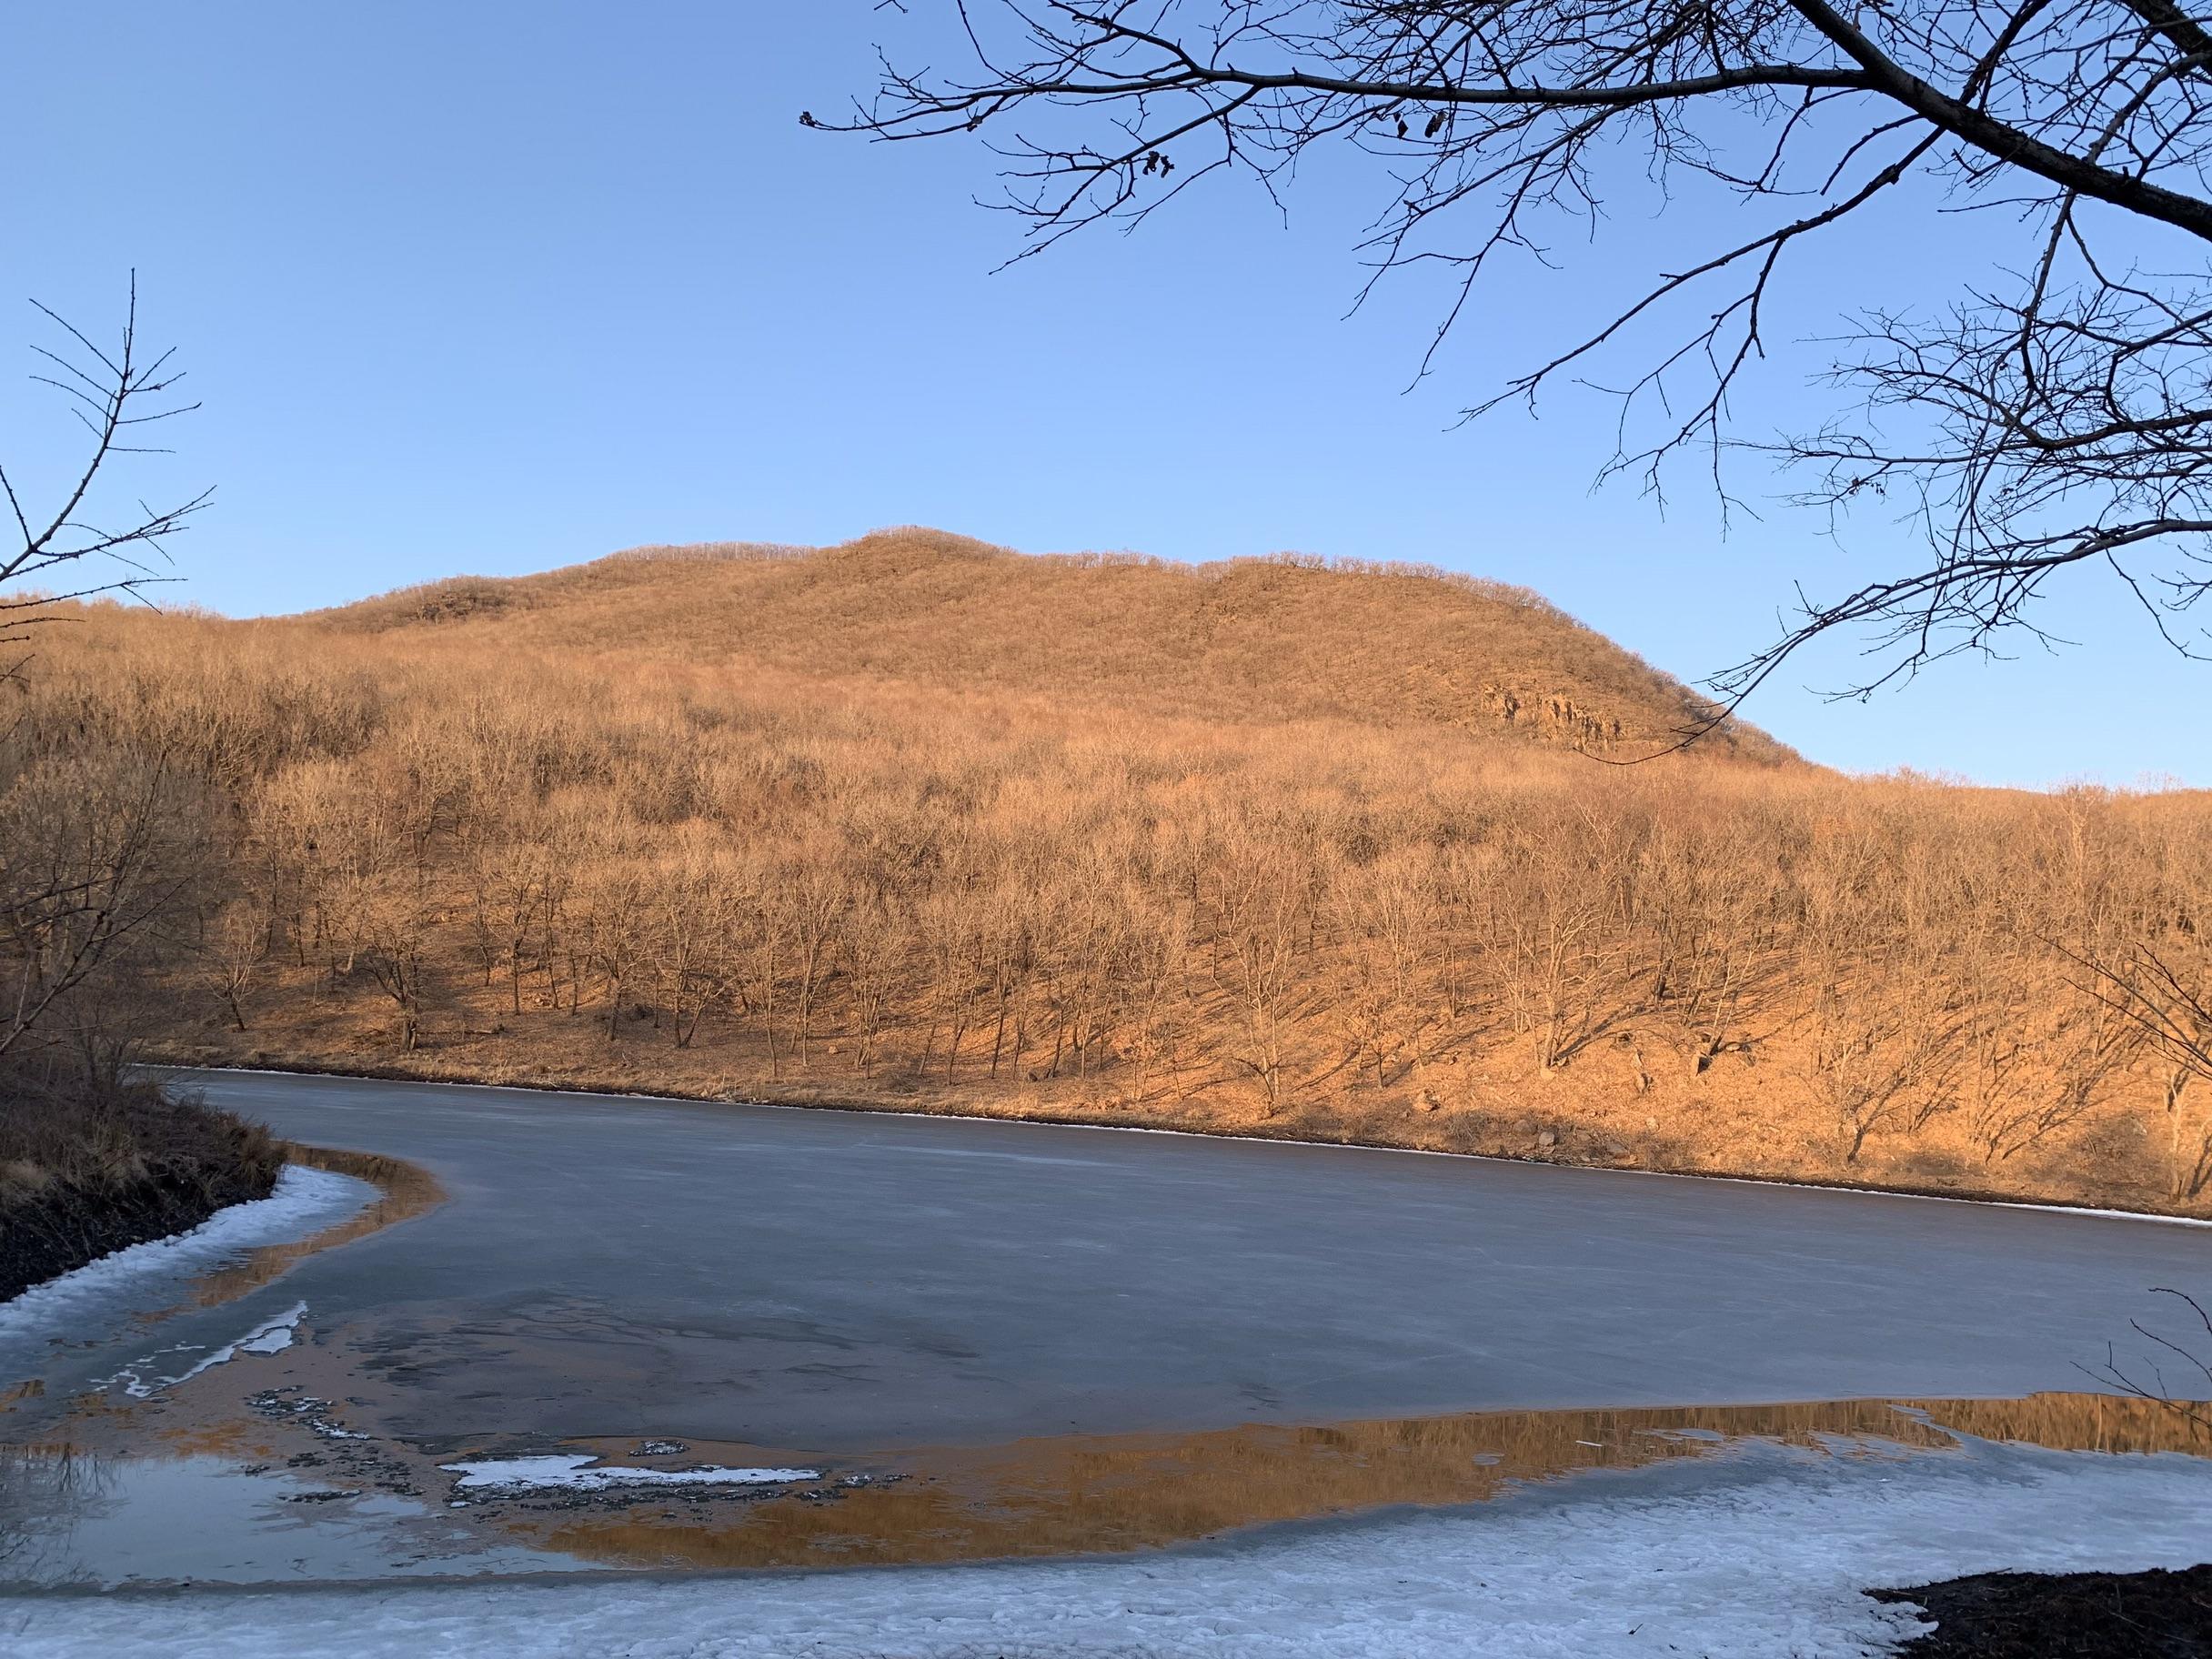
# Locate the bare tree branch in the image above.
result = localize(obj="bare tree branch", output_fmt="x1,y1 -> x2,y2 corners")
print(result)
0,275 -> 209,646
829,2 -> 2212,731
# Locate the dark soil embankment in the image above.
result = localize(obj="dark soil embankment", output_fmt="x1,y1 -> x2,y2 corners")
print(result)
1875,1565 -> 2212,1656
0,1078 -> 282,1301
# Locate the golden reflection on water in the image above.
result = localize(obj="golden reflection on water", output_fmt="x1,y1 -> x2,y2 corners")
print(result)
180,1143 -> 445,1313
1894,1392 -> 2212,1455
154,1417 -> 279,1460
521,1391 -> 2212,1573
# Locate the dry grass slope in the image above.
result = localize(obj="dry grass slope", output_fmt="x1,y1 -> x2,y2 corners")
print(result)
12,527 -> 2211,1220
320,528 -> 1798,765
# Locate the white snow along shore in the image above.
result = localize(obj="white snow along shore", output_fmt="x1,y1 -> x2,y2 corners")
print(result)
8,1434 -> 2209,1658
99,1300 -> 310,1400
441,1454 -> 821,1491
0,1165 -> 370,1361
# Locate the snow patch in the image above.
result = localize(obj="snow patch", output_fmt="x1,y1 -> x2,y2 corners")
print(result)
0,1165 -> 370,1353
7,1439 -> 2211,1656
101,1302 -> 308,1399
439,1453 -> 819,1492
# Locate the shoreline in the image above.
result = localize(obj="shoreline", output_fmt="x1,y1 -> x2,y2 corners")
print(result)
1873,1563 -> 2212,1656
152,1057 -> 2212,1230
0,1085 -> 284,1302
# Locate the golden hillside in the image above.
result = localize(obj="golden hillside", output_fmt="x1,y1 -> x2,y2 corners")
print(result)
317,528 -> 1796,765
12,529 -> 2207,1221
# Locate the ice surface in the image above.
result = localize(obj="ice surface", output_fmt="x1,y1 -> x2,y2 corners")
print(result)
153,1071 -> 2212,1450
8,1439 -> 2209,1657
98,1301 -> 309,1399
165,1302 -> 303,1391
233,1309 -> 302,1355
439,1453 -> 820,1491
0,1166 -> 368,1357
0,1451 -> 572,1589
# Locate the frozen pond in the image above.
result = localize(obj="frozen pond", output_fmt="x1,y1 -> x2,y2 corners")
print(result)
11,1436 -> 2212,1658
54,1069 -> 2212,1451
2,1068 -> 2209,1613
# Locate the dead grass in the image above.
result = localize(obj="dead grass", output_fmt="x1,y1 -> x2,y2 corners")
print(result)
0,1071 -> 283,1299
17,528 -> 2212,1219
314,527 -> 1795,764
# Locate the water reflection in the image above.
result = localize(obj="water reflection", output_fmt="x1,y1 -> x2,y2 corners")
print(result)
0,1437 -> 565,1587
0,1443 -> 116,1584
181,1144 -> 446,1312
5,1391 -> 2206,1585
1893,1393 -> 2212,1455
521,1392 -> 2212,1572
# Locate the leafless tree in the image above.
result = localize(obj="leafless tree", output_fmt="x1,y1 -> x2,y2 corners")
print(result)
1968,996 -> 2137,1162
1208,826 -> 1312,1111
0,282 -> 212,1084
1115,890 -> 1193,1103
354,874 -> 437,1052
2084,1287 -> 2212,1433
915,883 -> 989,1076
1634,809 -> 1792,1073
977,887 -> 1040,1080
580,862 -> 649,1048
1495,825 -> 1637,1072
1800,965 -> 1966,1161
840,893 -> 910,1075
2066,938 -> 2212,1195
1332,849 -> 1441,1087
834,2 -> 2212,719
0,749 -> 210,1065
732,865 -> 795,1078
202,897 -> 267,1033
1957,961 -> 2034,1158
646,840 -> 737,1049
1,276 -> 206,657
786,862 -> 848,1070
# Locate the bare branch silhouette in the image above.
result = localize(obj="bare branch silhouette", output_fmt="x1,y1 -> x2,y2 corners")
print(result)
828,1 -> 2212,731
0,274 -> 209,649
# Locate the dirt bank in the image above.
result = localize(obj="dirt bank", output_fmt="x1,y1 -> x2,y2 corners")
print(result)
0,1079 -> 284,1301
1875,1565 -> 2212,1656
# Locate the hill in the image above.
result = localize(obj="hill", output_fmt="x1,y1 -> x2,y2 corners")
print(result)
8,528 -> 2208,1222
317,528 -> 1797,766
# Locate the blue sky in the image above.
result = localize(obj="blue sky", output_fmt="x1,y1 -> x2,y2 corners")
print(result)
2,3 -> 2205,786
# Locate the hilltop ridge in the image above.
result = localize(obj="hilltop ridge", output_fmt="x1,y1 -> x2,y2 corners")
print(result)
316,528 -> 1796,766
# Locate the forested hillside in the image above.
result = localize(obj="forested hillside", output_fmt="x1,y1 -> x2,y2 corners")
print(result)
19,530 -> 2211,1214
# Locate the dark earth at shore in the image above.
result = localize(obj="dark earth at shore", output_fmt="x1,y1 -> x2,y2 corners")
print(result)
1875,1564 -> 2212,1656
0,1081 -> 280,1300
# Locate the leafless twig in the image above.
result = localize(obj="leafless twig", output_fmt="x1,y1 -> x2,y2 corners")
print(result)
828,2 -> 2212,736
